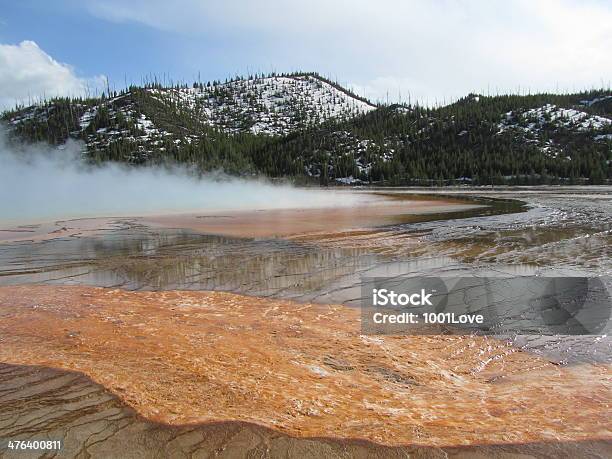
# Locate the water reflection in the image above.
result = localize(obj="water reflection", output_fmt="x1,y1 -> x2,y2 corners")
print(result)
0,227 -> 380,300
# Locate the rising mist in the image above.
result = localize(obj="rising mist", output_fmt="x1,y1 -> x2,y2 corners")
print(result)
0,129 -> 359,224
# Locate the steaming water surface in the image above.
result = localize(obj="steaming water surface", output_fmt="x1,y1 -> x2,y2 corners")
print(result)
0,129 -> 376,223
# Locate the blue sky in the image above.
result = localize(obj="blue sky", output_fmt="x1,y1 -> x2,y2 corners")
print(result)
1,0 -> 611,109
0,2 -> 207,88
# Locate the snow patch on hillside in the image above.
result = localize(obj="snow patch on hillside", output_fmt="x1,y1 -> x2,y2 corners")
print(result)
497,103 -> 612,157
149,75 -> 376,136
499,104 -> 611,134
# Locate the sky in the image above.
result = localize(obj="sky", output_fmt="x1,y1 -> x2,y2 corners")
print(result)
0,0 -> 611,110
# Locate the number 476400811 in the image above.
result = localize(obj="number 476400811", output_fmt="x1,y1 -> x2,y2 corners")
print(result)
5,439 -> 62,451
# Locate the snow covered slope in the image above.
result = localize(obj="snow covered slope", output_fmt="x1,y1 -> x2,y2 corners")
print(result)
496,101 -> 612,158
499,104 -> 612,134
149,74 -> 376,135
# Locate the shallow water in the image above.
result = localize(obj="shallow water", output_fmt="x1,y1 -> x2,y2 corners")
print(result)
1,187 -> 611,363
0,195 -> 524,294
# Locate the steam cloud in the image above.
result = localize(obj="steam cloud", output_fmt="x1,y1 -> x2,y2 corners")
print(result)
0,129 -> 359,224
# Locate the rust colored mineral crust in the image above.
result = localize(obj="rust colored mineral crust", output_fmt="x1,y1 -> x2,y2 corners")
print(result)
0,285 -> 609,447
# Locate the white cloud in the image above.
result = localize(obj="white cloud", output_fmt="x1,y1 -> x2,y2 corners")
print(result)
0,41 -> 106,111
84,0 -> 612,104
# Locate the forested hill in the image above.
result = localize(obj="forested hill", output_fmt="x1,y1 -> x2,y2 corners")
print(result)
2,71 -> 611,185
264,92 -> 612,184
